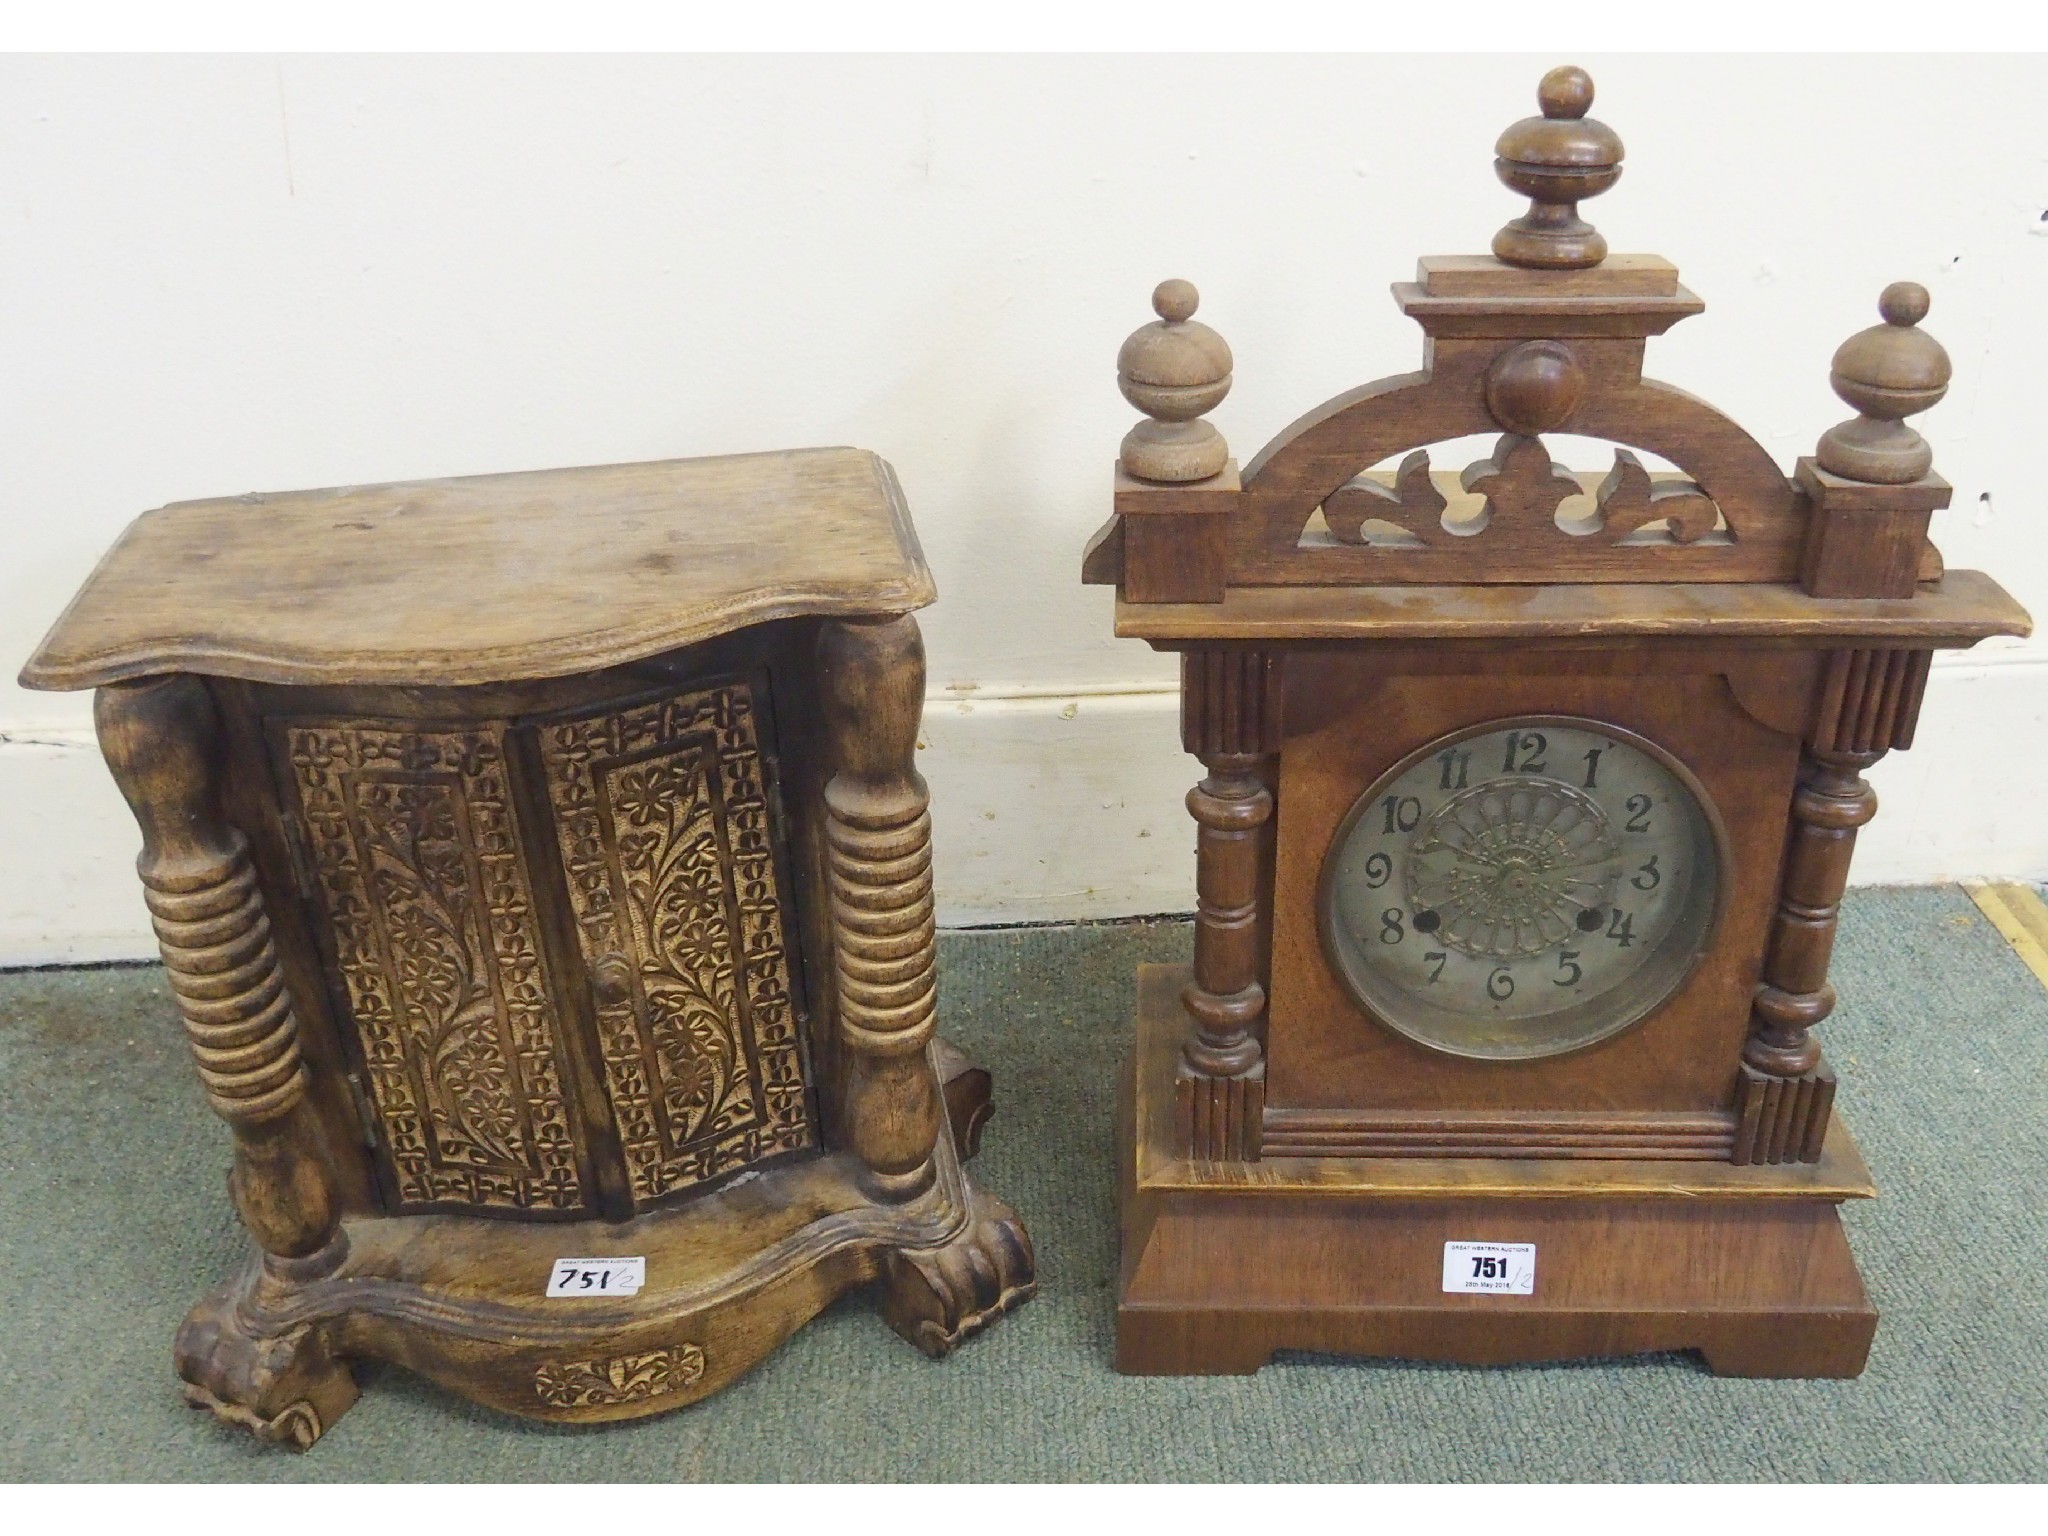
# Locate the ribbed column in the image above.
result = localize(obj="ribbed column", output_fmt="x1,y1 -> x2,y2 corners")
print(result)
1735,644 -> 1931,1165
819,616 -> 943,1200
1174,648 -> 1280,1160
96,676 -> 340,1262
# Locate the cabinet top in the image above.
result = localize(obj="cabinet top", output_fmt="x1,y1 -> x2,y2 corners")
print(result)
21,447 -> 934,690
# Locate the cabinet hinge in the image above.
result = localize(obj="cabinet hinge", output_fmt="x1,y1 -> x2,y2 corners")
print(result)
344,1071 -> 380,1150
282,818 -> 318,899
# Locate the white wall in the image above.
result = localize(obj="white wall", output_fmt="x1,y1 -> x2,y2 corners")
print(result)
3,54 -> 2043,963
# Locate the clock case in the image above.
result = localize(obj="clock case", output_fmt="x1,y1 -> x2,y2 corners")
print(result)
1082,76 -> 2031,1378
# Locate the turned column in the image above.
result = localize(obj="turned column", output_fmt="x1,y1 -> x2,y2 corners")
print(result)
96,676 -> 343,1266
1735,643 -> 1933,1165
1176,647 -> 1279,1160
818,615 -> 945,1200
1737,283 -> 1953,1165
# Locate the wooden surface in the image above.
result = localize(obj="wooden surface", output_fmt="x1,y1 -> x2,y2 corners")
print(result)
179,1133 -> 1018,1442
1967,883 -> 2048,995
1266,655 -> 1790,1130
1118,966 -> 1878,1378
82,610 -> 1032,1447
1129,964 -> 1875,1200
21,448 -> 935,690
1115,569 -> 2030,644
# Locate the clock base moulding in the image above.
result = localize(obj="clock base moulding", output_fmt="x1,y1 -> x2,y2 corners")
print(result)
1115,966 -> 1879,1379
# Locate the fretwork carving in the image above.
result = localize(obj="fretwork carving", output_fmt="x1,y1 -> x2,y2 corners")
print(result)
1460,434 -> 1581,530
533,1344 -> 707,1408
287,721 -> 584,1212
1324,450 -> 1450,546
540,681 -> 814,1206
1594,449 -> 1719,545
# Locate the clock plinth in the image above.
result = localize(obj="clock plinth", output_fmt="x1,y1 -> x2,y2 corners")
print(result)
1120,969 -> 1878,1378
1086,68 -> 2030,1379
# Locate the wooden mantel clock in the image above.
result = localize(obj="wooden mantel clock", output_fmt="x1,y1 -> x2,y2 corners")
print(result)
21,447 -> 1034,1446
1082,67 -> 2031,1377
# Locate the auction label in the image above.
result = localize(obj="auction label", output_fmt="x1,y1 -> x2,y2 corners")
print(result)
1442,1241 -> 1535,1295
546,1256 -> 646,1297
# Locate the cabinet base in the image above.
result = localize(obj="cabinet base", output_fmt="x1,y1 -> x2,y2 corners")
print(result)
1116,964 -> 1877,1380
177,1060 -> 1033,1448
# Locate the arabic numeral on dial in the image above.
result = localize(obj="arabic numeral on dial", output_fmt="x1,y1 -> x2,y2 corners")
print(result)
1487,966 -> 1515,1001
1363,851 -> 1392,888
1553,950 -> 1582,986
1607,910 -> 1636,947
1625,794 -> 1653,833
1631,854 -> 1662,891
1582,748 -> 1604,789
1501,731 -> 1548,774
1425,951 -> 1447,983
1382,795 -> 1421,834
1380,908 -> 1404,944
1437,748 -> 1471,791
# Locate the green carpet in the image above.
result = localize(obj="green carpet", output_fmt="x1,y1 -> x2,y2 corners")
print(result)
2,888 -> 2045,1481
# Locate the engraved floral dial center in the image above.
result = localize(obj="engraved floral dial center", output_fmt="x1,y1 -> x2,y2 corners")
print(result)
1322,718 -> 1723,1062
1404,778 -> 1621,958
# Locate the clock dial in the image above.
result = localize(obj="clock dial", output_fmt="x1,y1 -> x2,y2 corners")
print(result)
1318,717 -> 1724,1061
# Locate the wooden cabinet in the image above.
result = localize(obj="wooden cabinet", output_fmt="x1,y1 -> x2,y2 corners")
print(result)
22,447 -> 1034,1447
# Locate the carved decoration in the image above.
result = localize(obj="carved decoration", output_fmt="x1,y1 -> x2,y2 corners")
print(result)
1594,449 -> 1720,545
1321,443 -> 1727,552
150,845 -> 308,1126
100,675 -> 341,1265
288,722 -> 585,1212
1812,647 -> 1933,755
1491,66 -> 1623,270
1460,434 -> 1582,530
533,1344 -> 707,1408
540,682 -> 815,1206
1485,340 -> 1586,434
1323,450 -> 1450,546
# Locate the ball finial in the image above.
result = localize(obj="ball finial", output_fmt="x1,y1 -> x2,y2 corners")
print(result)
1491,65 -> 1624,270
1879,280 -> 1930,328
1117,278 -> 1233,483
1816,283 -> 1951,483
1153,278 -> 1200,324
1538,65 -> 1594,120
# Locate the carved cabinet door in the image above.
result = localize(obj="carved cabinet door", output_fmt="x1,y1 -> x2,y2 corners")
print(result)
274,673 -> 819,1221
531,677 -> 819,1211
281,719 -> 592,1215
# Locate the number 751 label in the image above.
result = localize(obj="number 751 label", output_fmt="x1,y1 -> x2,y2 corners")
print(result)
1442,1241 -> 1535,1295
546,1256 -> 646,1297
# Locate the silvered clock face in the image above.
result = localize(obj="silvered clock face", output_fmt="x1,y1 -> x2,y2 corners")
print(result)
1318,717 -> 1724,1061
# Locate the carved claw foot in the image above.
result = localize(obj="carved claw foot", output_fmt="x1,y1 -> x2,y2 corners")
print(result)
877,1182 -> 1037,1358
173,1274 -> 358,1450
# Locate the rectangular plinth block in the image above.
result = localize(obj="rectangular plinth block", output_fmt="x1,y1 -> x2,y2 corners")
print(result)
1117,964 -> 1878,1379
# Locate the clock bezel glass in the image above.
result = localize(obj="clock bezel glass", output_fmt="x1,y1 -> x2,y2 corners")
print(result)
1315,714 -> 1732,1062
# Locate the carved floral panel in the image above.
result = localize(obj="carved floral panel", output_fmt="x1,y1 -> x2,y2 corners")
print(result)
538,680 -> 815,1206
283,722 -> 585,1212
533,1344 -> 707,1409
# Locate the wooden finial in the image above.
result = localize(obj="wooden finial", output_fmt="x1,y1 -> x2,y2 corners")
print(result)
1816,282 -> 1951,483
1491,65 -> 1624,270
1118,279 -> 1232,483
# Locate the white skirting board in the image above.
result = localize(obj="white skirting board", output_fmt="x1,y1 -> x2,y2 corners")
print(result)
3,654 -> 2043,966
